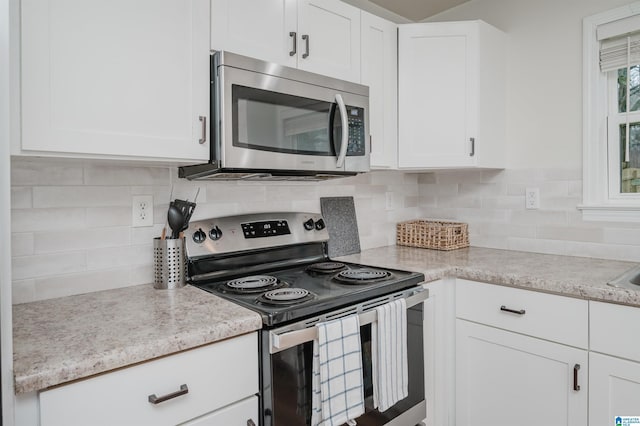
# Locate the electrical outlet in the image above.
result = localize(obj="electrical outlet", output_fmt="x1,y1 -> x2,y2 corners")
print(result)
525,187 -> 540,210
132,195 -> 154,227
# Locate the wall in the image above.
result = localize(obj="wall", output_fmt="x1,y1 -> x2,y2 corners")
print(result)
426,0 -> 632,169
10,157 -> 420,303
415,0 -> 640,262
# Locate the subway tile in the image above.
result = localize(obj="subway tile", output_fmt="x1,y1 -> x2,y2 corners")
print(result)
84,164 -> 169,186
189,202 -> 239,221
206,183 -> 266,203
34,227 -> 131,254
316,184 -> 356,197
434,170 -> 483,184
33,186 -> 131,208
563,241 -> 640,262
507,237 -> 568,256
131,224 -> 164,245
129,264 -> 154,286
11,208 -> 86,233
603,228 -> 640,245
481,196 -> 526,210
11,187 -> 32,209
435,195 -> 482,209
458,183 -> 506,196
266,185 -> 319,201
536,225 -> 604,243
12,252 -> 86,280
510,210 -> 568,226
11,158 -> 84,186
86,244 -> 152,270
417,173 -> 436,184
568,180 -> 582,197
12,280 -> 36,304
33,269 -> 132,301
370,170 -> 405,185
86,206 -> 131,227
11,233 -> 34,257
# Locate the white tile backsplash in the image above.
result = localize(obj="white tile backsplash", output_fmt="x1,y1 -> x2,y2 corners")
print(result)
421,167 -> 640,262
12,159 -> 640,303
11,158 -> 421,302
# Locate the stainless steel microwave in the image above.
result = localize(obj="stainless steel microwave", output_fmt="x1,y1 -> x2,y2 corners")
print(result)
179,51 -> 370,181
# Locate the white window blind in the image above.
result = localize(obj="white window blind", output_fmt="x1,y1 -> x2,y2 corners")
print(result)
599,14 -> 640,72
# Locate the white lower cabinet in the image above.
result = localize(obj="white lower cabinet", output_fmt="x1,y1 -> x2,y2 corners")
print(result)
39,333 -> 258,426
456,320 -> 588,426
589,301 -> 640,425
589,352 -> 640,425
455,280 -> 588,426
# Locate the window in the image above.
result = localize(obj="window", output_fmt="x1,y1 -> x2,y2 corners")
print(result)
582,3 -> 640,221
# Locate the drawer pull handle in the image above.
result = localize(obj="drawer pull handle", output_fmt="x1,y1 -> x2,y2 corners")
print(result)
148,384 -> 189,404
247,420 -> 256,426
573,364 -> 581,391
500,305 -> 526,315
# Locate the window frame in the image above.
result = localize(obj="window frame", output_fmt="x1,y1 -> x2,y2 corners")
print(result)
581,2 -> 640,222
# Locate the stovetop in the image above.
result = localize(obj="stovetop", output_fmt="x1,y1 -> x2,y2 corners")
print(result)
191,261 -> 424,327
184,212 -> 425,327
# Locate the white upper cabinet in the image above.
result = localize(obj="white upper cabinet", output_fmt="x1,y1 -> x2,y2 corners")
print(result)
20,0 -> 211,161
297,0 -> 361,83
211,0 -> 361,83
398,20 -> 506,169
211,0 -> 298,68
361,11 -> 397,169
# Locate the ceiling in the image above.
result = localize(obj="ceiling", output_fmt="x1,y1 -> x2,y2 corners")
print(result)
367,0 -> 470,21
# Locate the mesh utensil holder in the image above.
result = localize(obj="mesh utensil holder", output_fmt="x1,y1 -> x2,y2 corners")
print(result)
153,237 -> 186,289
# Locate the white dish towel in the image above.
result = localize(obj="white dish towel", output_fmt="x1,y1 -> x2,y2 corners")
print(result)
311,314 -> 365,426
372,298 -> 408,412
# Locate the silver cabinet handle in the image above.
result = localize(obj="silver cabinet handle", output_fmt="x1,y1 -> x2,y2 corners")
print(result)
500,305 -> 525,315
289,32 -> 297,56
247,420 -> 256,426
573,364 -> 581,391
302,34 -> 310,58
469,137 -> 475,156
198,116 -> 207,144
334,93 -> 348,168
148,384 -> 189,404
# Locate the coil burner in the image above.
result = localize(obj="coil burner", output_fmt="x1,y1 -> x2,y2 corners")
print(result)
221,275 -> 285,294
257,288 -> 315,305
306,262 -> 347,274
334,269 -> 392,285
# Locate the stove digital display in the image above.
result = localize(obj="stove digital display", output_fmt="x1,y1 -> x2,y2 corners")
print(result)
241,220 -> 291,238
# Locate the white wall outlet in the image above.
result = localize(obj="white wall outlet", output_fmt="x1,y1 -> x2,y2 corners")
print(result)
132,195 -> 154,227
525,187 -> 540,210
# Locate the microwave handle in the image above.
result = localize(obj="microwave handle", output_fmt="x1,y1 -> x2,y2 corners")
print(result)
334,94 -> 348,168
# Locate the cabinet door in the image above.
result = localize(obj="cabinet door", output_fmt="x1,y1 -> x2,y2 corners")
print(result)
361,11 -> 397,169
297,0 -> 361,82
21,0 -> 210,161
211,0 -> 297,67
589,352 -> 640,426
398,23 -> 477,169
456,320 -> 587,426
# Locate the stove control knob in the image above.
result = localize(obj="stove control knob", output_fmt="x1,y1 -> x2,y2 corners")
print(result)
209,226 -> 223,241
303,218 -> 315,231
192,228 -> 207,244
314,218 -> 326,231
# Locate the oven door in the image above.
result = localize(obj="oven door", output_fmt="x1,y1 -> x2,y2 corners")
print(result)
215,63 -> 369,174
259,301 -> 425,426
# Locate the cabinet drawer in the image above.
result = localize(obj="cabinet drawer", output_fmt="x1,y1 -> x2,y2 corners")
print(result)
591,301 -> 640,361
456,279 -> 588,348
40,333 -> 258,426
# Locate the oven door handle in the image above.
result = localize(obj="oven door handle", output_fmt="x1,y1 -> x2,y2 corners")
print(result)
269,288 -> 428,354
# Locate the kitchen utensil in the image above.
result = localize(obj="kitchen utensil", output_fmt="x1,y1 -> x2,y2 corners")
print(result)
167,205 -> 184,239
171,199 -> 196,232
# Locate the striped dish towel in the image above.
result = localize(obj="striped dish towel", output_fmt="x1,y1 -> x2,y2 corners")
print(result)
372,298 -> 408,412
311,315 -> 365,426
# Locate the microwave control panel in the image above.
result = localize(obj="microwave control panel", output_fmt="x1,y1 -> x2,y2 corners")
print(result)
346,106 -> 366,156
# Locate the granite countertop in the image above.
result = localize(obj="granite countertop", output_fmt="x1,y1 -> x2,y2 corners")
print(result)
13,284 -> 262,394
14,245 -> 640,395
337,245 -> 640,306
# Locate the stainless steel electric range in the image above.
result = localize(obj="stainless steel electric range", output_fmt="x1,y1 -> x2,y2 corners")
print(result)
185,212 -> 428,426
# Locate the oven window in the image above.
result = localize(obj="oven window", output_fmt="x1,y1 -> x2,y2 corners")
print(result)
267,306 -> 424,426
232,85 -> 342,156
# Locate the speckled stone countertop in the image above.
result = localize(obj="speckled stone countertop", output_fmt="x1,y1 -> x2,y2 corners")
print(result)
13,284 -> 262,394
14,246 -> 640,395
337,245 -> 640,306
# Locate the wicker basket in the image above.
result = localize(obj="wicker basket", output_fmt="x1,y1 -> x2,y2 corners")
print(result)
396,220 -> 469,251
